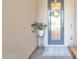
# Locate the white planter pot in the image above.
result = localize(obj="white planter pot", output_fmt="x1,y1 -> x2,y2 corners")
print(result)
37,30 -> 45,47
37,30 -> 44,37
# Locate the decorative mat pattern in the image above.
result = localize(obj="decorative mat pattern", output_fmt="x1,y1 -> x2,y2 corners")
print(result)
43,46 -> 71,56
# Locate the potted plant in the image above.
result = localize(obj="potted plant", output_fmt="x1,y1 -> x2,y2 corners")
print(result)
31,22 -> 48,47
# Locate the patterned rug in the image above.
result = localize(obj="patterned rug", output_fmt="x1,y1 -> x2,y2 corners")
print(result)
42,46 -> 71,56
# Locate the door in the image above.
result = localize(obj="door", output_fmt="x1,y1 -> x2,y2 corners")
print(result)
48,0 -> 64,45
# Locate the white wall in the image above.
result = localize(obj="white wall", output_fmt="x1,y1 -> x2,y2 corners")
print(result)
73,0 -> 77,46
37,0 -> 77,46
2,0 -> 37,59
37,0 -> 48,46
64,0 -> 76,46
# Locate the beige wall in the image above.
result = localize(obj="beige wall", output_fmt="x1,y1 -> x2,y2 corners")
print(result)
2,0 -> 37,59
37,0 -> 77,46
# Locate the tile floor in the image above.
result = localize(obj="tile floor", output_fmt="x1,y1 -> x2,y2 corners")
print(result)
29,47 -> 74,59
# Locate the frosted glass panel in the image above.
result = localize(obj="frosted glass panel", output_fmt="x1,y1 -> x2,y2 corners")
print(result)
51,15 -> 61,40
48,0 -> 64,45
51,2 -> 61,40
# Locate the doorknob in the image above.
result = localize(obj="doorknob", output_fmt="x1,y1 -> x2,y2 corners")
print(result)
70,36 -> 72,40
70,24 -> 72,27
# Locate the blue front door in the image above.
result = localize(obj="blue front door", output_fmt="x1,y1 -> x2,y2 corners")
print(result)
48,0 -> 64,45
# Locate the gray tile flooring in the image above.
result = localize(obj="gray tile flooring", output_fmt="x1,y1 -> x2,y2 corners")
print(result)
29,47 -> 73,59
29,48 -> 44,59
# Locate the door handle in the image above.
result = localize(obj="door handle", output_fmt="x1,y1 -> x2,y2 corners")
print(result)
70,24 -> 72,27
70,36 -> 72,40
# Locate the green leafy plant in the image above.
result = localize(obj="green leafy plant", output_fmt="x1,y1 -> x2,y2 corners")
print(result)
31,22 -> 48,30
